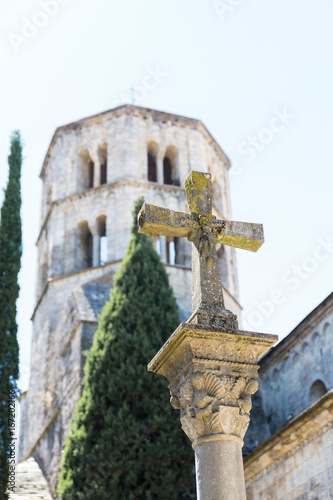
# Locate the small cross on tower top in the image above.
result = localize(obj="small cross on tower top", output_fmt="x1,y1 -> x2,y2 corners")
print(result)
138,171 -> 264,329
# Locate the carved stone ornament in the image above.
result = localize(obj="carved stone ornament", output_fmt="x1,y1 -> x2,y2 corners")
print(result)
170,371 -> 259,444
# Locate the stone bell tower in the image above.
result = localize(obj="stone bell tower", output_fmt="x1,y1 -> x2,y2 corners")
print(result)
18,104 -> 241,497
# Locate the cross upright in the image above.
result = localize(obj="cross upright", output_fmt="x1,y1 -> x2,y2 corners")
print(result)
138,171 -> 264,330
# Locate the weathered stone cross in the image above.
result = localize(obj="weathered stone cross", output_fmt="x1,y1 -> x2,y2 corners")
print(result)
138,171 -> 264,329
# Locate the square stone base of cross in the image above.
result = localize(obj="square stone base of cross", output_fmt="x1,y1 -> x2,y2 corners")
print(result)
187,306 -> 238,330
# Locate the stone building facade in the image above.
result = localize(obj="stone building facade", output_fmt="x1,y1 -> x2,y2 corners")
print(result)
244,292 -> 333,498
18,105 -> 241,497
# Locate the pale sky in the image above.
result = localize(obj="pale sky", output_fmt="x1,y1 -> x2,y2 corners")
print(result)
1,0 -> 332,392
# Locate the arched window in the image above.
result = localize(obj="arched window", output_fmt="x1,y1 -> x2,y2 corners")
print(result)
312,331 -> 320,345
323,322 -> 331,338
79,149 -> 94,191
292,352 -> 299,364
97,215 -> 107,265
163,145 -> 178,185
98,144 -> 108,185
309,380 -> 327,405
301,341 -> 309,354
147,142 -> 158,182
77,221 -> 93,270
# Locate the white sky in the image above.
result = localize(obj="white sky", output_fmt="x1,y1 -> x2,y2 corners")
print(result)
1,0 -> 332,392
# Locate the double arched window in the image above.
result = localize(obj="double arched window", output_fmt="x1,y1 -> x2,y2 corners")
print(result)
78,144 -> 108,192
147,143 -> 179,185
76,216 -> 108,271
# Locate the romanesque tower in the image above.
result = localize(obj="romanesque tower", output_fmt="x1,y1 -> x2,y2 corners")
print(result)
18,105 -> 241,496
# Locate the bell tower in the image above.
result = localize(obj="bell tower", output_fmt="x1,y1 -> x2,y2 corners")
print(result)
19,105 -> 241,496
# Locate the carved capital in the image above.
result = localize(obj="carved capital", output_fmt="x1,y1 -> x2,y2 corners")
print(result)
170,371 -> 259,444
148,322 -> 277,448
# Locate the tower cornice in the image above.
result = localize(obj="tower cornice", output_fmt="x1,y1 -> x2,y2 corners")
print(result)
40,104 -> 231,179
36,179 -> 187,245
36,178 -> 226,246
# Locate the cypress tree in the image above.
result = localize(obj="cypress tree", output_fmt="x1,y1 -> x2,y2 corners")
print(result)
0,131 -> 22,498
58,198 -> 195,499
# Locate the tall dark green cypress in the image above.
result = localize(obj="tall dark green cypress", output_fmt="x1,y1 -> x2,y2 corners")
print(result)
58,198 -> 195,500
0,131 -> 22,498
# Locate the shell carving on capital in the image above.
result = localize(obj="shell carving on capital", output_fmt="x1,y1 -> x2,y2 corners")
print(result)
170,371 -> 258,443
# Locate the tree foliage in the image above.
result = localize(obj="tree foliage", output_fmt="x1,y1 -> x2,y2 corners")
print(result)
58,198 -> 195,499
0,131 -> 22,498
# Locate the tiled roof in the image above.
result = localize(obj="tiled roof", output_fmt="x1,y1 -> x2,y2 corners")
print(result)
8,458 -> 52,499
75,279 -> 111,322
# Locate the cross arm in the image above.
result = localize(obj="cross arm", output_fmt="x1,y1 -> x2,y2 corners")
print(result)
210,220 -> 264,252
138,203 -> 198,238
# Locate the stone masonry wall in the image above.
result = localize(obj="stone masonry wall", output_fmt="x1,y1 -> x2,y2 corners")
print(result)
245,391 -> 333,499
246,425 -> 333,499
245,294 -> 333,453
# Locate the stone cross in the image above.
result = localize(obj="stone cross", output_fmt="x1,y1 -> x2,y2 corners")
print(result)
138,171 -> 264,329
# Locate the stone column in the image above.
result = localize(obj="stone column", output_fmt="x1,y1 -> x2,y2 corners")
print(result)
148,322 -> 277,499
195,438 -> 246,500
92,235 -> 100,267
157,155 -> 164,184
94,160 -> 101,187
159,235 -> 167,263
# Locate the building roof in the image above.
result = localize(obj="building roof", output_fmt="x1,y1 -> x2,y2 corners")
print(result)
75,279 -> 111,322
40,104 -> 231,178
8,458 -> 52,499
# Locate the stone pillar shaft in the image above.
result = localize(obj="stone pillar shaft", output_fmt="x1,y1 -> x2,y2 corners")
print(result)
94,160 -> 101,187
195,438 -> 246,500
92,235 -> 100,267
159,235 -> 167,263
157,156 -> 163,184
